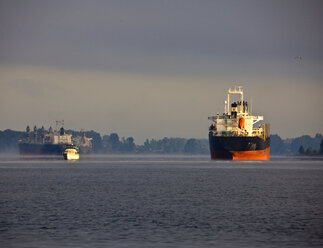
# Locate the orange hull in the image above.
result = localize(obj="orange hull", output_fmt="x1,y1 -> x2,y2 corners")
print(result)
211,147 -> 270,160
231,147 -> 270,160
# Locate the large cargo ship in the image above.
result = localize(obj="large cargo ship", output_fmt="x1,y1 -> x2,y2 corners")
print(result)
18,121 -> 92,155
208,87 -> 270,160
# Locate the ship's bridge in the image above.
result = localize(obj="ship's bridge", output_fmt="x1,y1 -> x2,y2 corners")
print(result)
208,86 -> 269,138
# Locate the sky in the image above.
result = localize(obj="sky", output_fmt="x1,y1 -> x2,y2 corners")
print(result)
0,0 -> 322,144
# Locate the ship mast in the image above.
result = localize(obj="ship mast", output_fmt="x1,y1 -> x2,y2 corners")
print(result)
226,86 -> 244,114
55,120 -> 64,134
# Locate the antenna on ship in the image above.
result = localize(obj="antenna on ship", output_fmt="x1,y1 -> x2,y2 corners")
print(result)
239,86 -> 243,105
227,85 -> 244,114
55,120 -> 64,133
26,125 -> 30,142
224,100 -> 228,114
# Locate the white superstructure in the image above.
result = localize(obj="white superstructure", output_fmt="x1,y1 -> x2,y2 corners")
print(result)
208,86 -> 269,138
73,133 -> 92,153
44,121 -> 73,145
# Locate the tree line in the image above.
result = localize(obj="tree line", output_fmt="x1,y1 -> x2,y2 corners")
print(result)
270,133 -> 323,155
0,128 -> 322,155
0,129 -> 209,154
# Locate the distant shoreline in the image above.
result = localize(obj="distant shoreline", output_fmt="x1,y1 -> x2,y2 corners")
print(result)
0,129 -> 322,156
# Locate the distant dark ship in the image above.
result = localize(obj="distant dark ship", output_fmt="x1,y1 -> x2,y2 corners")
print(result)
208,87 -> 270,160
18,121 -> 92,155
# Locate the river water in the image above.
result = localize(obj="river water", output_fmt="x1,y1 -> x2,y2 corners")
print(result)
0,155 -> 322,247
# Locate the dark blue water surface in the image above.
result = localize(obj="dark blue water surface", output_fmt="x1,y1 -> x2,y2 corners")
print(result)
0,155 -> 322,248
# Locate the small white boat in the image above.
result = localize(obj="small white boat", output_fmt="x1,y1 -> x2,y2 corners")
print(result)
63,146 -> 80,160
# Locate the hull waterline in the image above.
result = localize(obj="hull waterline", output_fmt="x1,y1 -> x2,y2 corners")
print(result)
210,147 -> 270,160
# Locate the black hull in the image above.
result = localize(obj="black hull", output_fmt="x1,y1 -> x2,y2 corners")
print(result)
209,133 -> 270,160
18,143 -> 66,155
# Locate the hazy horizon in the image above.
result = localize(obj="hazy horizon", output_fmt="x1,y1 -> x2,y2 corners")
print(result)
1,0 -> 322,144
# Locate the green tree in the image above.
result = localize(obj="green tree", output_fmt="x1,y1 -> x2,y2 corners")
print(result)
305,147 -> 313,155
184,139 -> 200,154
0,129 -> 26,153
270,134 -> 285,154
84,130 -> 102,153
298,145 -> 305,154
124,137 -> 136,152
103,133 -> 121,152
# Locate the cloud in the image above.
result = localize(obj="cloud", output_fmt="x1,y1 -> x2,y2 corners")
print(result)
0,0 -> 322,75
